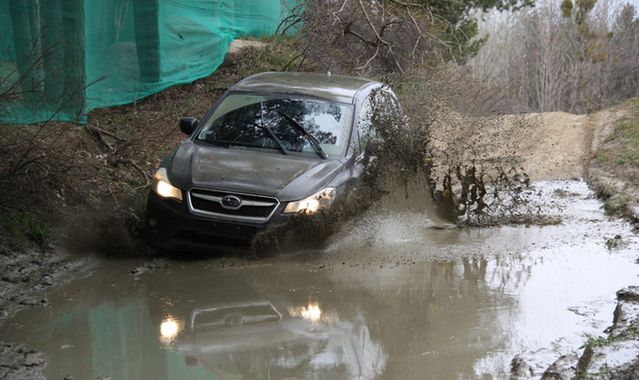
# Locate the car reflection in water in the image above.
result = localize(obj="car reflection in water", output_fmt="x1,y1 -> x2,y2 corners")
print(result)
159,300 -> 386,379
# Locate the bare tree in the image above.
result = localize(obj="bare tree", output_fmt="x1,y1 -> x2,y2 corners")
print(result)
609,3 -> 639,103
467,0 -> 639,113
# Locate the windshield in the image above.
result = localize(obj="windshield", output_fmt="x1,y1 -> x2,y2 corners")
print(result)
197,93 -> 353,156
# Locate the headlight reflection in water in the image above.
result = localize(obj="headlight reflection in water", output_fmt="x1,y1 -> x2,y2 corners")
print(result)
160,316 -> 183,342
288,301 -> 334,324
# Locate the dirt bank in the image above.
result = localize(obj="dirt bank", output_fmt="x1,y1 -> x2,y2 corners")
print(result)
538,287 -> 639,379
429,107 -> 627,184
0,247 -> 90,322
428,98 -> 639,221
0,343 -> 46,380
0,244 -> 95,380
588,101 -> 639,223
428,110 -> 587,182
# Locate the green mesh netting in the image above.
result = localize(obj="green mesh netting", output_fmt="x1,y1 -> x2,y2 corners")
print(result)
0,0 -> 295,124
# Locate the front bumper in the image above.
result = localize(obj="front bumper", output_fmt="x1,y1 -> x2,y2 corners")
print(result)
146,192 -> 290,251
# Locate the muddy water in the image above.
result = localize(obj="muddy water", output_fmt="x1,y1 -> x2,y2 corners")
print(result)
2,181 -> 638,379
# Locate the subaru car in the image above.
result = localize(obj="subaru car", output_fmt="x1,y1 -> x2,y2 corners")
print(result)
146,72 -> 403,250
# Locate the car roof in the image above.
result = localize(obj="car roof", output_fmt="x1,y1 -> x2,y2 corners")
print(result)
229,72 -> 380,104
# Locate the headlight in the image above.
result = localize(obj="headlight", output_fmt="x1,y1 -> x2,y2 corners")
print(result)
284,188 -> 336,214
152,168 -> 183,202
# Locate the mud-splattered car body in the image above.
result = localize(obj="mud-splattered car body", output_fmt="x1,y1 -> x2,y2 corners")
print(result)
146,72 -> 403,250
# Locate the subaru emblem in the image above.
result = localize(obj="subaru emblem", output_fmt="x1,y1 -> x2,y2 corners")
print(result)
221,195 -> 242,209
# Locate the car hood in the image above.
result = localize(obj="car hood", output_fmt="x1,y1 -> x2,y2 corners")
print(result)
168,141 -> 344,201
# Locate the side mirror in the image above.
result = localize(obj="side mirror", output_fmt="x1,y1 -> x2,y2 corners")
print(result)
180,117 -> 199,135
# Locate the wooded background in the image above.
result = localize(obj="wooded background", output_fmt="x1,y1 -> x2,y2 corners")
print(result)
469,0 -> 639,113
283,0 -> 638,114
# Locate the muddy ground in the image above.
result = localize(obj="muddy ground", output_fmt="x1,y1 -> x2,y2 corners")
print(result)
1,40 -> 639,378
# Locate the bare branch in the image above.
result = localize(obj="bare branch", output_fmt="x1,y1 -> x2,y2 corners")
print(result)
357,0 -> 391,46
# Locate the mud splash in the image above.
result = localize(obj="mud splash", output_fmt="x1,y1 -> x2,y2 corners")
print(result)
1,181 -> 638,379
250,97 -> 540,254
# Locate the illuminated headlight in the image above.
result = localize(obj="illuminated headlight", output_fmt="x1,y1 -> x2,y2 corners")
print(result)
284,188 -> 336,214
152,168 -> 183,202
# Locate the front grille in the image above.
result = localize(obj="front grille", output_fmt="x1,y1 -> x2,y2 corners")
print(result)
191,198 -> 272,218
188,189 -> 279,222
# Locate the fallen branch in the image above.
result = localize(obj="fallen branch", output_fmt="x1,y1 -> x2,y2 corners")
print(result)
114,158 -> 149,182
357,0 -> 391,46
86,125 -> 114,152
91,124 -> 124,142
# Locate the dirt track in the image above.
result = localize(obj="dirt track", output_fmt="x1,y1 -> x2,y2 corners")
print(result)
501,107 -> 635,184
520,112 -> 590,181
429,104 -> 633,183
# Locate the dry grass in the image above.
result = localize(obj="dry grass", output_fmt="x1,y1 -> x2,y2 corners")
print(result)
588,97 -> 639,221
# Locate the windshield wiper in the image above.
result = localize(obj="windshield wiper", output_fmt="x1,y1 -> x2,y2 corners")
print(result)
260,124 -> 289,156
256,101 -> 288,156
277,110 -> 327,159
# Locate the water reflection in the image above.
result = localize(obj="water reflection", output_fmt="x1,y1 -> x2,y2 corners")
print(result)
0,256 -> 519,379
159,317 -> 182,343
289,302 -> 325,323
156,297 -> 385,379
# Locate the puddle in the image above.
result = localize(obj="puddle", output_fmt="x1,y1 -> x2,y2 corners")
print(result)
1,180 -> 638,379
